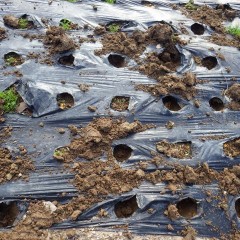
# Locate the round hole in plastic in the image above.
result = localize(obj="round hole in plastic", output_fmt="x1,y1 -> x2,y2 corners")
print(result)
190,23 -> 204,35
114,196 -> 138,218
158,45 -> 181,64
162,96 -> 182,111
108,54 -> 125,68
110,96 -> 130,111
4,52 -> 24,66
216,4 -> 232,11
58,54 -> 75,66
201,56 -> 218,70
56,92 -> 74,110
235,199 -> 240,218
141,1 -> 154,7
176,197 -> 198,219
113,144 -> 132,162
0,202 -> 19,227
209,97 -> 224,111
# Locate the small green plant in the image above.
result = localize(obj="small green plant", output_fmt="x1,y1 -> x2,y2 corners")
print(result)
108,23 -> 120,32
66,0 -> 78,2
0,88 -> 19,113
185,0 -> 197,10
18,18 -> 29,29
59,19 -> 72,30
105,0 -> 116,3
226,25 -> 240,38
53,147 -> 68,161
5,56 -> 17,66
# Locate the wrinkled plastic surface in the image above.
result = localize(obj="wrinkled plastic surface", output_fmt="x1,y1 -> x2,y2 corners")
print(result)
0,0 -> 240,237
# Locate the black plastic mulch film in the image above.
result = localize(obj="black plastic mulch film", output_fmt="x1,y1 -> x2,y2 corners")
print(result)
0,0 -> 239,238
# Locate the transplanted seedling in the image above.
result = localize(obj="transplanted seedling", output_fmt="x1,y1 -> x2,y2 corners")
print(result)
4,52 -> 23,66
59,19 -> 73,30
0,88 -> 19,113
185,0 -> 198,10
18,18 -> 29,29
53,147 -> 68,161
105,0 -> 116,4
66,0 -> 78,2
107,23 -> 120,32
226,25 -> 240,38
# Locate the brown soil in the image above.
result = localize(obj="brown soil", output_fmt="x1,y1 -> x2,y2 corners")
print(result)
58,54 -> 75,66
57,92 -> 74,110
164,204 -> 180,221
110,96 -> 130,111
156,140 -> 192,159
3,15 -> 34,29
0,147 -> 34,183
0,27 -> 6,41
43,26 -> 76,53
201,56 -> 218,70
181,226 -> 197,240
235,198 -> 240,218
114,196 -> 138,218
225,84 -> 240,111
180,5 -> 240,48
0,202 -> 19,227
223,138 -> 240,158
135,72 -> 197,100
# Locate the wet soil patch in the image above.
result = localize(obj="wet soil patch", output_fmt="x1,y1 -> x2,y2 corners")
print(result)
4,52 -> 24,66
162,96 -> 182,111
114,196 -> 138,218
156,140 -> 192,159
223,138 -> 240,158
113,144 -> 132,162
235,198 -> 240,218
57,92 -> 74,110
43,26 -> 76,54
225,84 -> 240,111
3,15 -> 34,29
201,56 -> 218,70
108,54 -> 125,68
58,54 -> 75,66
191,23 -> 204,35
176,198 -> 198,219
0,202 -> 19,227
110,96 -> 130,111
209,97 -> 224,111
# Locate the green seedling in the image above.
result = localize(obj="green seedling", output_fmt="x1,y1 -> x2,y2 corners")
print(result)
18,18 -> 29,29
226,25 -> 240,38
53,147 -> 68,161
105,0 -> 116,3
59,19 -> 72,30
0,88 -> 19,113
66,0 -> 78,2
5,56 -> 17,66
108,23 -> 120,32
185,0 -> 197,10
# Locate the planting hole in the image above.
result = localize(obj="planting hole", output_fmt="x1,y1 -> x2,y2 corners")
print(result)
0,202 -> 19,227
235,199 -> 240,218
223,137 -> 240,158
58,54 -> 74,66
141,1 -> 154,7
209,97 -> 224,111
158,45 -> 181,64
162,96 -> 182,111
191,23 -> 204,35
201,56 -> 218,70
4,52 -> 24,66
108,54 -> 125,68
57,92 -> 74,110
110,96 -> 130,111
113,144 -> 132,162
114,196 -> 138,218
177,198 -> 198,219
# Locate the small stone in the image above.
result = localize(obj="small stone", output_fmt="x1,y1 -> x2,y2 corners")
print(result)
193,99 -> 200,108
6,173 -> 13,180
93,5 -> 98,11
10,163 -> 18,170
88,105 -> 97,112
39,122 -> 44,127
58,128 -> 65,134
135,169 -> 145,178
165,121 -> 175,129
60,80 -> 66,84
71,210 -> 81,220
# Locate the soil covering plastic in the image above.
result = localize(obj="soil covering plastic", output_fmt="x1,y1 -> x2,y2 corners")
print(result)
0,0 -> 240,239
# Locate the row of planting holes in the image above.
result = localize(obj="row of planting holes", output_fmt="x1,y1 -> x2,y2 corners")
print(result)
1,198 -> 239,227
